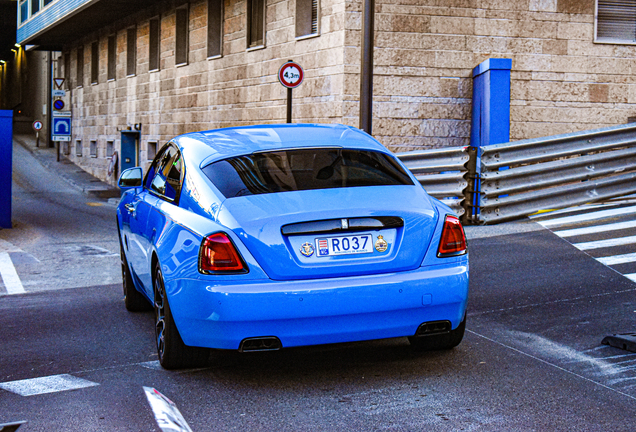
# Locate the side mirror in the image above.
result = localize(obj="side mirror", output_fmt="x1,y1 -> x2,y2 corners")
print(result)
118,167 -> 143,194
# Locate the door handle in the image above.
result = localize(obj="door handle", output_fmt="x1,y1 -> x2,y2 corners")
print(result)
125,203 -> 136,214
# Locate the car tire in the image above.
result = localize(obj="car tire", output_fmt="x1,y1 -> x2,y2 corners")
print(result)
120,243 -> 152,312
408,316 -> 466,351
154,262 -> 210,370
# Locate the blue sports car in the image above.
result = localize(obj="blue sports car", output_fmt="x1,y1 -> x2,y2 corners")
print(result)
117,124 -> 468,369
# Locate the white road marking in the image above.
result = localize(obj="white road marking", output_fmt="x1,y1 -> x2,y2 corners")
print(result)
0,252 -> 25,295
554,220 -> 636,238
144,387 -> 193,432
624,273 -> 636,282
0,374 -> 99,396
598,253 -> 636,266
538,205 -> 636,228
468,330 -> 636,402
573,235 -> 636,251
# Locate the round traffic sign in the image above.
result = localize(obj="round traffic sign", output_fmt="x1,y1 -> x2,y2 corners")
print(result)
278,61 -> 304,89
32,120 -> 43,131
53,99 -> 65,110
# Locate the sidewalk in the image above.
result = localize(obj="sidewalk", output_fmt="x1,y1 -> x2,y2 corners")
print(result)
13,134 -> 120,200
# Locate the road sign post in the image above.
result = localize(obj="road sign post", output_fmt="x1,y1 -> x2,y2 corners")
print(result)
278,61 -> 304,123
33,120 -> 43,147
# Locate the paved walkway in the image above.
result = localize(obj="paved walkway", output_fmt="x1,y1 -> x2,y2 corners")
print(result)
13,134 -> 120,200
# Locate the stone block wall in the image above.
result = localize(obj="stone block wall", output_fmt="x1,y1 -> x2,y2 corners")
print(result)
63,0 -> 636,182
346,0 -> 636,151
65,0 -> 348,182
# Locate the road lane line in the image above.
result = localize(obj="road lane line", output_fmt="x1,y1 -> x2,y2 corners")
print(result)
554,220 -> 636,238
468,330 -> 636,402
625,273 -> 636,282
0,252 -> 25,294
0,374 -> 98,396
598,253 -> 636,266
573,235 -> 636,251
538,205 -> 636,228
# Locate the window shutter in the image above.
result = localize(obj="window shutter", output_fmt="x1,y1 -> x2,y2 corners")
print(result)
597,0 -> 636,43
311,0 -> 318,34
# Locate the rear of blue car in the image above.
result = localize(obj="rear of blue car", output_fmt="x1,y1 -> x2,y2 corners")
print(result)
118,124 -> 469,369
166,143 -> 468,354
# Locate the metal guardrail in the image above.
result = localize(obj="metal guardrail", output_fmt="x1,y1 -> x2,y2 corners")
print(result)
396,123 -> 636,225
396,147 -> 470,217
477,124 -> 636,224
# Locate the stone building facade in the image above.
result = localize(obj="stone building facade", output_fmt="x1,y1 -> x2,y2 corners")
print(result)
16,0 -> 636,183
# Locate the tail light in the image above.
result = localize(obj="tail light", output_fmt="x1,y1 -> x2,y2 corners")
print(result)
437,215 -> 467,257
199,233 -> 246,273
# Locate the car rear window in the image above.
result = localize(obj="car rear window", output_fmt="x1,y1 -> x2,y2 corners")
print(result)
201,148 -> 414,198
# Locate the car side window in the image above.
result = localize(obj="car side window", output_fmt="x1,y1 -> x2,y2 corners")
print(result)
146,144 -> 184,202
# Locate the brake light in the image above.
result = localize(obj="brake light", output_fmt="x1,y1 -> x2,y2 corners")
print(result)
437,215 -> 467,257
199,233 -> 245,272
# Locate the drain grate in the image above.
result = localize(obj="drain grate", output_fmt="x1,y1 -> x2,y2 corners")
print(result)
601,333 -> 636,353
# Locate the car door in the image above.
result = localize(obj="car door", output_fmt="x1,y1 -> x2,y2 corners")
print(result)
134,144 -> 185,295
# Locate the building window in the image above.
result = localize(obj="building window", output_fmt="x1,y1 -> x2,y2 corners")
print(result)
90,140 -> 98,158
91,41 -> 98,84
76,140 -> 82,157
20,1 -> 28,23
106,141 -> 114,158
207,0 -> 224,58
176,6 -> 189,65
127,27 -> 136,76
76,47 -> 84,87
296,0 -> 318,37
44,0 -> 54,6
149,18 -> 160,71
147,141 -> 157,161
596,1 -> 636,44
247,0 -> 265,48
107,35 -> 116,80
31,0 -> 40,16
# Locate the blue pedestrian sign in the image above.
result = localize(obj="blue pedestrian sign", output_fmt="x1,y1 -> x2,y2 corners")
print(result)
52,115 -> 71,141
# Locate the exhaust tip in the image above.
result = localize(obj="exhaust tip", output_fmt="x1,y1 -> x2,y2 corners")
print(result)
239,336 -> 282,352
414,321 -> 451,338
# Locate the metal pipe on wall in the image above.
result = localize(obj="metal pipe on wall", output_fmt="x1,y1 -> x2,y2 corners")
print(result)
359,0 -> 375,134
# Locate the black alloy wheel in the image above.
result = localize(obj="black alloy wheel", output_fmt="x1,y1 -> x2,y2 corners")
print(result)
153,262 -> 210,369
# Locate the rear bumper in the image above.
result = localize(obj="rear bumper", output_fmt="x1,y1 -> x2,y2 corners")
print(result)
166,261 -> 469,350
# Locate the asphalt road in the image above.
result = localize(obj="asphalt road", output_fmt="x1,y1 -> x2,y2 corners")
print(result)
1,142 -> 636,431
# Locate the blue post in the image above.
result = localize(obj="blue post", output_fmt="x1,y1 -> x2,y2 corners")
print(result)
470,58 -> 512,220
0,110 -> 13,228
471,58 -> 512,147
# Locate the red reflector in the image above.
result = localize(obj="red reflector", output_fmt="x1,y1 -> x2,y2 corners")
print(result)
200,233 -> 245,272
437,215 -> 467,257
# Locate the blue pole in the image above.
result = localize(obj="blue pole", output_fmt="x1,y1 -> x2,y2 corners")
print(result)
470,58 -> 512,218
0,110 -> 13,228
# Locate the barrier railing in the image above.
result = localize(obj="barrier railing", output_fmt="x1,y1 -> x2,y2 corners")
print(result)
396,147 -> 470,217
396,123 -> 636,225
476,124 -> 636,224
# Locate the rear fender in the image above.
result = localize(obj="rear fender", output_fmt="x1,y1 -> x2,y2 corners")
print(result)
150,202 -> 269,298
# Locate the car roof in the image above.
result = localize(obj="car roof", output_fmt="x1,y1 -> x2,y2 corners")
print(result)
172,123 -> 390,167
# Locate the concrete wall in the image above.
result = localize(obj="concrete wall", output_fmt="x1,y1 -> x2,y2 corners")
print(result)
62,0 -> 636,182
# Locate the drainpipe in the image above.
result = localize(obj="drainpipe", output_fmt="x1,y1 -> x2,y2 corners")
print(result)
359,0 -> 375,134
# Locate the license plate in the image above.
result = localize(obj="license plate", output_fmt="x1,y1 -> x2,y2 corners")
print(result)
315,234 -> 374,257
